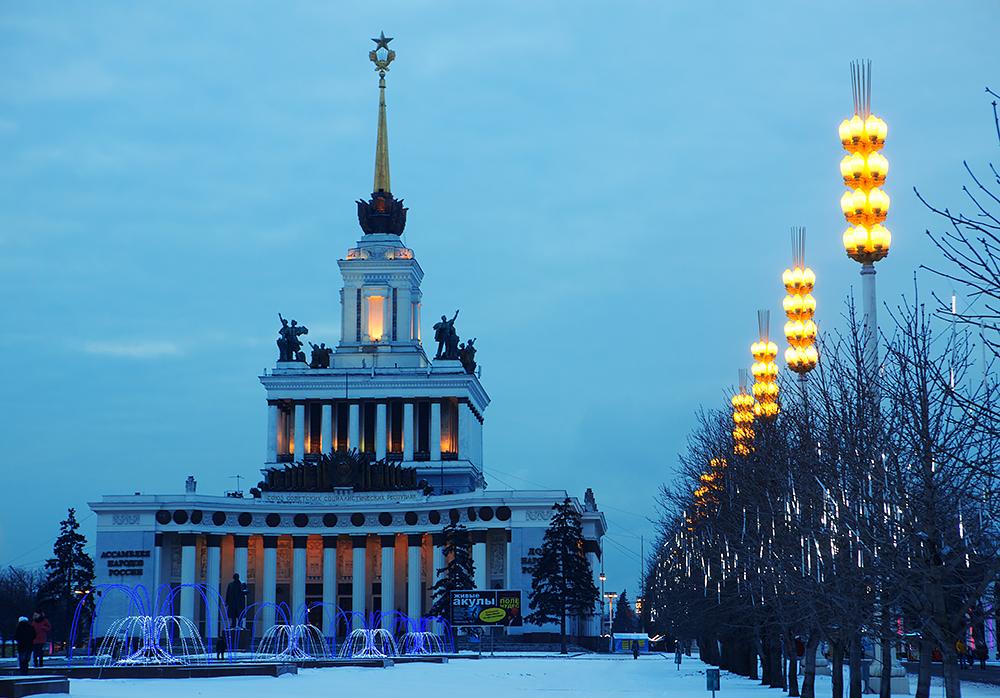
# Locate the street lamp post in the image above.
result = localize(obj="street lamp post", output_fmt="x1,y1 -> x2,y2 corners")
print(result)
751,311 -> 780,422
599,571 -> 606,633
605,592 -> 618,633
783,227 -> 818,389
839,60 -> 890,373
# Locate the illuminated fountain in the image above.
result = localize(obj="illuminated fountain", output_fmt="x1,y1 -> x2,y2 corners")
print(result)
334,611 -> 396,659
338,627 -> 398,658
399,615 -> 451,655
95,615 -> 206,666
253,624 -> 330,661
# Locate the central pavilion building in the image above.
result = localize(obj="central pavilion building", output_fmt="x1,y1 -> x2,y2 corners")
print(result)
89,35 -> 606,646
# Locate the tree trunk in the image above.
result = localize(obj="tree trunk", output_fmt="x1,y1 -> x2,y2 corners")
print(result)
749,639 -> 760,681
941,651 -> 962,698
788,652 -> 800,696
560,610 -> 567,654
758,633 -> 771,686
915,637 -> 932,698
879,636 -> 892,698
848,634 -> 863,698
770,634 -> 785,689
801,635 -> 819,698
831,640 -> 845,698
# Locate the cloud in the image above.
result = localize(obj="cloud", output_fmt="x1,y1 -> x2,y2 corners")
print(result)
81,339 -> 183,359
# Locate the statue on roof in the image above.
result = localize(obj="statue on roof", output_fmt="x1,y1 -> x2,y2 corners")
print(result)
458,338 -> 477,374
277,314 -> 308,362
309,342 -> 333,369
433,310 -> 460,360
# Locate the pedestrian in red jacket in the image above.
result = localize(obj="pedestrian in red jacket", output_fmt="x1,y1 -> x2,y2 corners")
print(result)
30,612 -> 51,668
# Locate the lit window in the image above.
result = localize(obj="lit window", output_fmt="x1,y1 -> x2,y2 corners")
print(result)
367,296 -> 384,342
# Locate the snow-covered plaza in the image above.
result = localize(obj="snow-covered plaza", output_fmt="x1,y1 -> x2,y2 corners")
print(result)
66,654 -> 998,698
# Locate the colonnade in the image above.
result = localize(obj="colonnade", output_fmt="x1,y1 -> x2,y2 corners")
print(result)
265,399 -> 478,464
157,530 -> 504,639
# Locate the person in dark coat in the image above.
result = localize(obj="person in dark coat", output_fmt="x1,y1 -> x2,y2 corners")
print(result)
632,640 -> 640,659
30,612 -> 51,668
225,573 -> 247,651
225,574 -> 247,627
14,617 -> 35,674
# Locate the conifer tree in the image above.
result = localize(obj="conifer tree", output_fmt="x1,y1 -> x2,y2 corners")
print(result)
429,521 -> 476,620
527,498 -> 599,653
39,508 -> 95,645
612,589 -> 638,633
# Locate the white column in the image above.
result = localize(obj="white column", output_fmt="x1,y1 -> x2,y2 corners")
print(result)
381,536 -> 395,629
458,403 -> 472,462
473,537 -> 487,590
505,536 -> 512,588
407,535 -> 422,618
292,538 -> 307,625
179,535 -> 196,620
322,537 -> 337,637
321,403 -> 333,453
153,534 -> 164,592
352,536 -> 367,618
262,538 -> 277,629
266,403 -> 278,463
349,403 -> 360,451
376,403 -> 387,460
403,402 -> 414,461
206,537 -> 221,640
234,537 -> 249,586
293,403 -> 306,460
430,402 -> 442,461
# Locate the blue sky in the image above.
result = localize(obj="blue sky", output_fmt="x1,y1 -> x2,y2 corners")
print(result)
1,1 -> 997,597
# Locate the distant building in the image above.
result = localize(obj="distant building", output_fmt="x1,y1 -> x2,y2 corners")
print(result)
89,36 -> 606,643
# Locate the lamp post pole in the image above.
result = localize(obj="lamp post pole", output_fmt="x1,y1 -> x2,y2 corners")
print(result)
861,262 -> 878,373
599,571 -> 606,634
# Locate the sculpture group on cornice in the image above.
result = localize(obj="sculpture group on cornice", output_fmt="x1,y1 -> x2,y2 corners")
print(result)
253,449 -> 430,496
276,311 -> 478,375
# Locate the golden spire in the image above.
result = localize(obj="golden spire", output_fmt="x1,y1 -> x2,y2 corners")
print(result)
370,31 -> 395,194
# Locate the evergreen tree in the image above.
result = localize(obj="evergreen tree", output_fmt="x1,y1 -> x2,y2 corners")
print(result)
612,589 -> 638,633
429,521 -> 476,620
39,508 -> 95,645
527,498 -> 599,654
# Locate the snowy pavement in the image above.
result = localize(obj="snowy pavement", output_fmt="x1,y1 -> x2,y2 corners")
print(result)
67,653 -> 1000,698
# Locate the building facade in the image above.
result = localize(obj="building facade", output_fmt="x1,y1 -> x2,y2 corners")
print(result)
89,37 -> 606,643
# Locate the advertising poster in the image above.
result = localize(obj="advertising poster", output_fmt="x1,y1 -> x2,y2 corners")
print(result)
450,590 -> 523,627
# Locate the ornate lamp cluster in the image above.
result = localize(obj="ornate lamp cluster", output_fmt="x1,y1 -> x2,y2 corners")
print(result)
688,456 -> 727,530
783,227 -> 818,374
751,311 -> 780,421
839,60 -> 890,263
731,369 -> 755,456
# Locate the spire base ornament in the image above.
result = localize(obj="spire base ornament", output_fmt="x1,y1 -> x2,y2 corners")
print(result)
357,192 -> 408,236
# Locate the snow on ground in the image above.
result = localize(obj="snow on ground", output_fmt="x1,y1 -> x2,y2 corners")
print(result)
68,654 -> 1000,698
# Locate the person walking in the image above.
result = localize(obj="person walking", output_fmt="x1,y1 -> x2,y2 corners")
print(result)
955,639 -> 967,669
30,612 -> 51,668
14,617 -> 35,674
632,640 -> 640,659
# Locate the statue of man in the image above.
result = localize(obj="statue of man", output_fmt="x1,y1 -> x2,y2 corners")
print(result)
277,314 -> 292,361
459,337 -> 477,374
432,310 -> 459,359
309,342 -> 324,369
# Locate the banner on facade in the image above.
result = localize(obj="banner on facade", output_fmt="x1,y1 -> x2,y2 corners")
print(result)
450,590 -> 523,627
